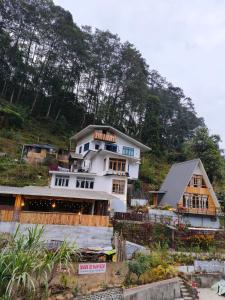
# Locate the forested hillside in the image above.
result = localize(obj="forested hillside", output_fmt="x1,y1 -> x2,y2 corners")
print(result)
0,0 -> 224,189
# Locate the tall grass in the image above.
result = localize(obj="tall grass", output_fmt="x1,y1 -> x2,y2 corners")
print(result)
0,226 -> 78,299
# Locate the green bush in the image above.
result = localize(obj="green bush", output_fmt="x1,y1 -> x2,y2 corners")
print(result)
0,225 -> 78,299
0,105 -> 24,128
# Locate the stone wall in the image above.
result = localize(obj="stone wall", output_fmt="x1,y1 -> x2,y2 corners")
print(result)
123,277 -> 181,300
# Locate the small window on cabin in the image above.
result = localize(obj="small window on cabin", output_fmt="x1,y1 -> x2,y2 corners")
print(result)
34,147 -> 41,153
79,146 -> 82,154
202,178 -> 206,188
84,142 -> 89,151
95,144 -> 100,150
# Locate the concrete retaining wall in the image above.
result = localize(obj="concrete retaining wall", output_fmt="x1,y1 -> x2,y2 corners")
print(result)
0,221 -> 113,249
124,277 -> 181,300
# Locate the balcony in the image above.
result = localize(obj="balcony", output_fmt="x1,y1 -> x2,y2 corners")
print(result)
177,205 -> 218,216
104,170 -> 128,176
93,131 -> 116,143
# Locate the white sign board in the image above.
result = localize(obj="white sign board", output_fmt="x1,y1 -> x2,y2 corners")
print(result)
78,263 -> 106,275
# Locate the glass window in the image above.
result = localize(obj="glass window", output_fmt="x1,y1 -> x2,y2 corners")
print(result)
84,142 -> 89,151
76,177 -> 94,189
122,146 -> 134,156
79,146 -> 82,154
55,175 -> 69,187
112,180 -> 125,194
105,143 -> 117,152
109,158 -> 126,172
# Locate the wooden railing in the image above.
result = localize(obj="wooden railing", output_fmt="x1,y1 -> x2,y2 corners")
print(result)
177,206 -> 217,216
0,210 -> 14,222
93,131 -> 116,143
0,210 -> 109,227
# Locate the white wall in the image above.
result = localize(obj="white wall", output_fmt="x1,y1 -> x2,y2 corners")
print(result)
50,172 -> 127,212
115,136 -> 140,158
75,133 -> 94,154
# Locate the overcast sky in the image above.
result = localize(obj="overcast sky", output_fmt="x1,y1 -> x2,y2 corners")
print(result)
55,0 -> 225,147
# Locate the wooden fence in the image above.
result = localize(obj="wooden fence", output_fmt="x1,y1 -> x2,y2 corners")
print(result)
0,210 -> 109,227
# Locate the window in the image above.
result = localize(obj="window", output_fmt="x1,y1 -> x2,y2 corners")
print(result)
84,142 -> 89,151
109,158 -> 126,172
189,175 -> 205,188
79,146 -> 82,154
95,143 -> 100,150
55,175 -> 69,187
122,146 -> 134,156
76,177 -> 94,189
105,143 -> 117,152
112,179 -> 125,194
183,193 -> 208,209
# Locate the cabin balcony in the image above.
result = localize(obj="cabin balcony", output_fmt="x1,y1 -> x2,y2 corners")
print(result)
93,131 -> 116,143
177,205 -> 218,216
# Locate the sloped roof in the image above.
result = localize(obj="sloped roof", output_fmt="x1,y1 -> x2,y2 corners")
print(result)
24,144 -> 57,150
70,125 -> 150,152
159,159 -> 220,208
0,185 -> 118,201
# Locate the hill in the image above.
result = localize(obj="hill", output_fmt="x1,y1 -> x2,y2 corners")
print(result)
0,99 -> 69,186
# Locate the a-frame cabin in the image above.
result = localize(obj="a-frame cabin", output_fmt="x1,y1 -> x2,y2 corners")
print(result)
156,159 -> 221,228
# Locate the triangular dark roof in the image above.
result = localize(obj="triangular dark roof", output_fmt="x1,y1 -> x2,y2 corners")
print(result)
159,159 -> 220,208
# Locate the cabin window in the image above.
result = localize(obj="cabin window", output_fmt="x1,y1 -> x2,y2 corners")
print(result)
122,146 -> 134,156
182,193 -> 208,209
95,143 -> 100,150
112,179 -> 125,194
55,175 -> 69,187
109,158 -> 126,172
79,146 -> 82,154
189,175 -> 206,188
84,142 -> 90,151
33,147 -> 41,153
76,177 -> 94,189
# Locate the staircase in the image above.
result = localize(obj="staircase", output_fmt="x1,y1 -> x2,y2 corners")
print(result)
175,278 -> 198,300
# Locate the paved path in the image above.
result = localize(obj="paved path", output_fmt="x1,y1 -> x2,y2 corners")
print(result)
198,288 -> 224,300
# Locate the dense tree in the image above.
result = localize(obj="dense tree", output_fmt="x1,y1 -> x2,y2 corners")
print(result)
183,127 -> 225,184
0,0 -> 221,166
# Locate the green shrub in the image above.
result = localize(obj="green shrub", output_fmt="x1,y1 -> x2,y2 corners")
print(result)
0,105 -> 24,128
0,225 -> 78,299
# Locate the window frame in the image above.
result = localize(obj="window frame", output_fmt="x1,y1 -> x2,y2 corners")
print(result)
122,146 -> 134,157
109,158 -> 126,172
84,142 -> 90,152
76,177 -> 95,189
112,179 -> 125,194
55,175 -> 69,187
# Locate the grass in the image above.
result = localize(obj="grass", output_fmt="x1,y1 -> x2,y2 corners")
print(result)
0,157 -> 49,187
0,99 -> 71,186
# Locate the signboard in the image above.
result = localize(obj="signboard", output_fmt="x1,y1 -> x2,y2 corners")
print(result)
78,263 -> 106,275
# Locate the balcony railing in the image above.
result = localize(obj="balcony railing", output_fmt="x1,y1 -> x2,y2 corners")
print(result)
104,170 -> 128,176
177,206 -> 218,216
93,131 -> 116,143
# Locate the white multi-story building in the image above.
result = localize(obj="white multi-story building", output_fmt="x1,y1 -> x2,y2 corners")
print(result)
50,125 -> 150,212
